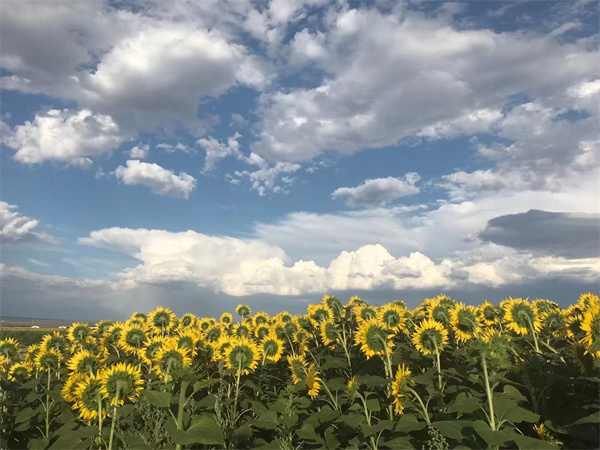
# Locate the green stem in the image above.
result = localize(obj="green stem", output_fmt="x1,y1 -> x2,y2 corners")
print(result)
524,315 -> 540,353
407,387 -> 430,425
97,392 -> 103,445
320,379 -> 340,411
481,353 -> 496,431
108,387 -> 120,450
357,393 -> 377,450
232,357 -> 243,424
433,342 -> 443,395
45,369 -> 51,438
175,381 -> 190,450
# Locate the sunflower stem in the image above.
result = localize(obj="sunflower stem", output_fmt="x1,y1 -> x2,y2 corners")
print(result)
108,386 -> 120,450
406,387 -> 430,425
97,392 -> 103,445
232,356 -> 243,425
44,369 -> 51,439
175,380 -> 190,450
481,351 -> 496,431
524,315 -> 540,353
433,342 -> 443,395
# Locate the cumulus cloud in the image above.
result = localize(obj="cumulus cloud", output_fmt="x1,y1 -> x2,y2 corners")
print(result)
0,202 -> 54,243
2,109 -> 129,167
479,210 -> 600,259
128,144 -> 149,160
115,160 -> 196,198
332,173 -> 420,208
197,133 -> 241,171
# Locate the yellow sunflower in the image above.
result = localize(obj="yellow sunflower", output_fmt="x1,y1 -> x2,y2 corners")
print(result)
67,322 -> 93,347
254,324 -> 271,341
179,313 -> 197,329
322,295 -> 345,318
287,355 -> 307,384
40,332 -> 69,354
580,304 -> 600,357
24,344 -> 41,365
0,337 -> 20,360
67,350 -> 104,376
73,373 -> 106,421
236,304 -> 252,318
355,319 -> 395,359
118,324 -> 149,356
391,364 -> 412,415
7,362 -> 32,382
503,298 -> 541,335
137,336 -> 164,366
148,307 -> 176,334
377,304 -> 407,333
478,301 -> 500,326
99,362 -> 144,405
348,296 -> 365,308
210,336 -> 232,362
320,319 -> 340,348
347,376 -> 358,398
224,337 -> 260,375
427,297 -> 454,325
153,338 -> 193,380
354,305 -> 378,323
220,312 -> 233,325
203,324 -> 224,344
564,305 -> 583,338
232,323 -> 253,339
93,320 -> 114,338
307,303 -> 333,326
198,318 -> 215,332
61,373 -> 84,402
450,303 -> 481,343
411,319 -> 449,356
260,333 -> 284,363
175,329 -> 200,357
35,348 -> 63,372
275,311 -> 294,323
253,311 -> 270,326
305,364 -> 322,400
578,292 -> 600,311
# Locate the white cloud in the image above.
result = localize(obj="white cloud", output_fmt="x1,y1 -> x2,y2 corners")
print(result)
332,173 -> 420,208
128,144 -> 149,160
156,142 -> 192,153
197,133 -> 241,171
0,202 -> 54,243
3,109 -> 129,167
115,160 -> 196,199
234,160 -> 301,196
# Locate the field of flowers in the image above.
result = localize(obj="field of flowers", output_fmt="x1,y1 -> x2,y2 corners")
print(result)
1,294 -> 599,450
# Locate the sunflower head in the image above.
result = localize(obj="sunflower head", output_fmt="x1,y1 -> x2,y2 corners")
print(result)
275,311 -> 293,323
100,363 -> 144,404
355,319 -> 394,359
348,296 -> 365,308
450,303 -> 481,344
578,292 -> 600,311
224,337 -> 260,375
253,311 -> 270,326
411,319 -> 449,356
307,304 -> 333,326
25,344 -> 41,365
35,348 -> 63,371
354,305 -> 377,323
67,350 -> 104,375
503,298 -> 541,335
74,373 -> 106,421
564,305 -> 583,338
233,323 -> 252,339
322,295 -> 344,318
391,364 -> 412,415
391,300 -> 407,309
220,312 -> 233,325
211,337 -> 232,362
295,315 -> 313,331
378,304 -> 406,333
179,313 -> 197,329
0,338 -> 20,360
153,339 -> 193,380
580,304 -> 600,357
119,324 -> 149,355
533,423 -> 563,446
148,307 -> 176,333
287,355 -> 306,384
176,330 -> 199,357
479,329 -> 512,368
94,320 -> 114,338
198,318 -> 214,332
539,310 -> 567,339
320,320 -> 340,348
254,324 -> 271,341
8,362 -> 32,382
532,299 -> 559,315
293,328 -> 309,344
61,373 -> 84,402
261,333 -> 284,363
236,304 -> 251,318
204,324 -> 223,344
347,376 -> 359,398
67,322 -> 93,345
41,332 -> 69,354
305,364 -> 322,400
478,301 -> 500,326
428,298 -> 454,325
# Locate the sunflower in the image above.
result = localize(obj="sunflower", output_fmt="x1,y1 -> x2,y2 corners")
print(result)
118,324 -> 149,356
478,301 -> 500,326
578,292 -> 600,311
7,362 -> 32,382
99,363 -> 144,405
148,307 -> 176,334
533,423 -> 563,446
305,364 -> 322,400
232,323 -> 253,339
275,311 -> 294,323
94,320 -> 114,338
40,332 -> 69,354
355,319 -> 394,359
198,318 -> 215,332
224,337 -> 260,376
580,304 -> 600,357
450,303 -> 481,343
348,296 -> 365,308
503,298 -> 541,335
293,328 -> 309,345
74,373 -> 105,420
539,309 -> 567,339
61,373 -> 84,402
220,312 -> 233,325
138,336 -> 165,366
253,311 -> 270,326
378,304 -> 407,333
391,364 -> 412,415
67,322 -> 93,346
254,324 -> 271,341
295,316 -> 313,331
287,355 -> 307,384
320,320 -> 340,348
67,350 -> 104,376
322,295 -> 345,318
179,313 -> 197,329
211,337 -> 232,362
564,305 -> 584,338
428,297 -> 453,325
0,338 -> 20,360
411,319 -> 449,356
272,320 -> 287,340
175,329 -> 199,357
260,333 -> 284,363
130,311 -> 148,323
204,324 -> 224,344
354,305 -> 377,323
532,299 -> 560,315
0,355 -> 8,377
24,344 -> 41,365
307,304 -> 333,326
35,348 -> 63,372
153,339 -> 193,380
236,304 -> 252,318
347,376 -> 358,398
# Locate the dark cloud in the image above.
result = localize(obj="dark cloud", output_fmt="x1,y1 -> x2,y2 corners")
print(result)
478,209 -> 599,259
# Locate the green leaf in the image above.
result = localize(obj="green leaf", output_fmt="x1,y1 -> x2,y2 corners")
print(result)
325,426 -> 341,450
573,412 -> 600,425
253,411 -> 279,430
120,431 -> 152,449
432,420 -> 474,442
27,437 -> 50,450
382,436 -> 415,449
325,377 -> 347,391
337,414 -> 365,427
395,414 -> 426,433
493,395 -> 540,424
361,375 -> 389,388
321,357 -> 347,370
195,394 -> 216,410
15,407 -> 40,424
296,423 -> 323,443
193,379 -> 220,391
283,412 -> 298,428
141,389 -> 171,408
171,415 -> 225,445
317,405 -> 340,424
119,404 -> 135,419
366,398 -> 381,412
249,400 -> 270,416
446,392 -> 483,414
501,385 -> 528,403
513,435 -> 558,450
473,420 -> 516,447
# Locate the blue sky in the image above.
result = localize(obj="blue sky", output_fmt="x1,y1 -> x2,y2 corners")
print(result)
0,0 -> 598,320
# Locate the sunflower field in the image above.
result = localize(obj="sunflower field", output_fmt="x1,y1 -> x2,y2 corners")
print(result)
1,294 -> 599,450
